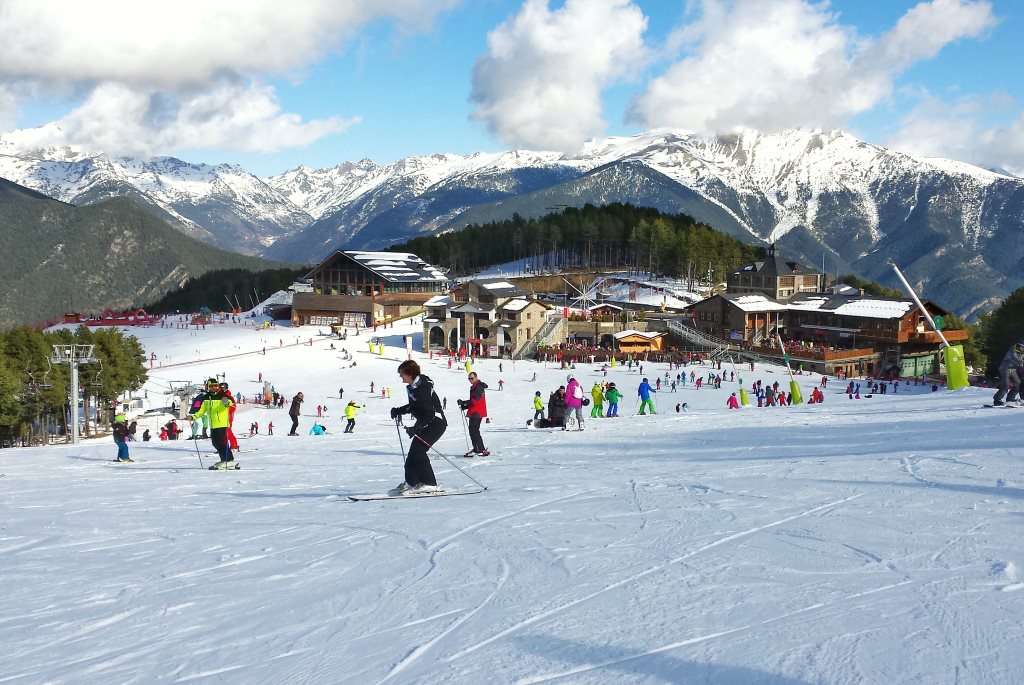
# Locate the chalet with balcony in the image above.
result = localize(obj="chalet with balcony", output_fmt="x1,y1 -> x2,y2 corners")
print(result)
291,251 -> 447,328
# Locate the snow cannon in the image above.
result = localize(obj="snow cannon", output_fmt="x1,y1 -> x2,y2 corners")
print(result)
788,380 -> 804,405
943,345 -> 969,391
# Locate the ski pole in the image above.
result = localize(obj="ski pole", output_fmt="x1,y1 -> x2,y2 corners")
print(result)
193,430 -> 204,469
460,408 -> 472,452
394,416 -> 406,464
412,434 -> 488,491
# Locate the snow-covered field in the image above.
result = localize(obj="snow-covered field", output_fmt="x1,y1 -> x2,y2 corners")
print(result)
2,319 -> 1023,684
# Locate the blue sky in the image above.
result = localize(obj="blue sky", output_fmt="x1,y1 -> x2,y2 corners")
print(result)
0,1 -> 1021,176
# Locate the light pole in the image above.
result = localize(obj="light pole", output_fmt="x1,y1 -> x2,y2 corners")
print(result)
51,344 -> 99,445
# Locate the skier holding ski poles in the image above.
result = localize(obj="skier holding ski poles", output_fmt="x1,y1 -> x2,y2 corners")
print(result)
458,371 -> 489,457
190,378 -> 237,469
389,360 -> 443,496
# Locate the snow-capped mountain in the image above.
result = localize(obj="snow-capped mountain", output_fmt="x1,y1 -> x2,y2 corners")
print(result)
2,127 -> 1022,316
259,128 -> 1023,317
0,142 -> 311,254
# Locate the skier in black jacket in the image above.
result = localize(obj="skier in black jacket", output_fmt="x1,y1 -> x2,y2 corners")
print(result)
389,360 -> 444,495
288,392 -> 304,435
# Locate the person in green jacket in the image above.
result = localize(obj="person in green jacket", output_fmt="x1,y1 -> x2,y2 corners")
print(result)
532,391 -> 545,424
605,383 -> 622,417
191,378 -> 237,469
590,382 -> 605,419
343,400 -> 363,433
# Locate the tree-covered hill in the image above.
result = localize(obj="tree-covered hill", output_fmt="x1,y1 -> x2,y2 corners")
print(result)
0,177 -> 290,327
389,203 -> 764,284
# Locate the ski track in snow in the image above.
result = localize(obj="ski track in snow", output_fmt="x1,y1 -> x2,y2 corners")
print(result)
444,493 -> 864,663
513,578 -> 914,685
380,559 -> 511,683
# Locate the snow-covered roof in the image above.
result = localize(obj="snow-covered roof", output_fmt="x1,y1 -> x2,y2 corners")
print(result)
830,299 -> 914,319
787,296 -> 829,311
613,329 -> 665,340
501,299 -> 530,312
334,251 -> 447,284
706,293 -> 915,320
724,294 -> 789,312
451,302 -> 495,313
482,281 -> 517,290
423,295 -> 451,308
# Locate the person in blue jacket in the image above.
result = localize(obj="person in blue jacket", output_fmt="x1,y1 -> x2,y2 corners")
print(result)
638,378 -> 656,415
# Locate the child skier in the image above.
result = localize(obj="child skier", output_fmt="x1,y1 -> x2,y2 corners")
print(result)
113,414 -> 132,462
605,383 -> 622,417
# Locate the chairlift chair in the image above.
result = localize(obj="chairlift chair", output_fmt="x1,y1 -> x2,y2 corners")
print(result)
90,359 -> 104,387
39,358 -> 54,389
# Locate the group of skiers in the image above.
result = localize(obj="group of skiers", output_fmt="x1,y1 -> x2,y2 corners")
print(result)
528,376 -> 637,430
113,338 -> 1024,490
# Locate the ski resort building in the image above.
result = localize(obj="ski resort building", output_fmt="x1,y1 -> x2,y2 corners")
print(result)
686,290 -> 967,377
726,244 -> 823,301
422,279 -> 550,357
291,251 -> 448,328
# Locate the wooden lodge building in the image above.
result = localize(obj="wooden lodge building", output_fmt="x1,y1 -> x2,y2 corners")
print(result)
291,251 -> 448,328
686,247 -> 967,377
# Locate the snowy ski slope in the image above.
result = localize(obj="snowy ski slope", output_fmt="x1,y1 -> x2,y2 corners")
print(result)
1,318 -> 1022,684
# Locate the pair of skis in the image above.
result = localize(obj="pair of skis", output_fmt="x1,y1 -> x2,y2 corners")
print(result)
348,487 -> 483,501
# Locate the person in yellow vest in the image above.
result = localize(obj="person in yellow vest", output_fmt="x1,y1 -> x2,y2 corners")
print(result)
343,401 -> 364,433
191,377 -> 237,469
590,381 -> 605,419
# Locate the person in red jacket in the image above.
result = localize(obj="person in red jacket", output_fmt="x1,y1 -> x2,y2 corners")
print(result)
458,371 -> 489,457
220,382 -> 240,451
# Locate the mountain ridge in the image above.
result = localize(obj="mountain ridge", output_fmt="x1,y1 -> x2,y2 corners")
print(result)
2,126 -> 1022,318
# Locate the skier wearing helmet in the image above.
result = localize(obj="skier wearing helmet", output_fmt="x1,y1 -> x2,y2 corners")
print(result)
191,378 -> 237,469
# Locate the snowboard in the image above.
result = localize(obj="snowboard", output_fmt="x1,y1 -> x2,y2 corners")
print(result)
983,404 -> 1018,408
348,487 -> 483,501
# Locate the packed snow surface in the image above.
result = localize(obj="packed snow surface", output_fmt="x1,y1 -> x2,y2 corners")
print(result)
2,319 -> 1023,684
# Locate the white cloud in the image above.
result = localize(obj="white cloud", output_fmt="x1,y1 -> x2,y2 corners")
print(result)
25,81 -> 357,157
885,93 -> 1024,177
0,86 -> 16,131
630,0 -> 997,135
0,0 -> 459,87
470,0 -> 648,152
0,0 -> 457,155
